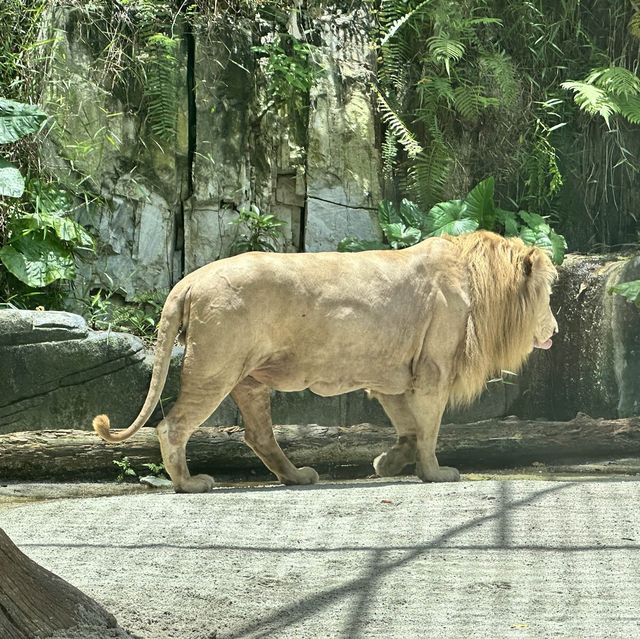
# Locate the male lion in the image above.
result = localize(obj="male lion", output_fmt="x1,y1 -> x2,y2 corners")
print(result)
94,230 -> 558,493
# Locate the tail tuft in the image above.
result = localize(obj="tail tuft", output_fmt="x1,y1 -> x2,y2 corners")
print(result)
93,414 -> 112,441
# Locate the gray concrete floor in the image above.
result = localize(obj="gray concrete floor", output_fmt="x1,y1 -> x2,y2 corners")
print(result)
2,476 -> 640,639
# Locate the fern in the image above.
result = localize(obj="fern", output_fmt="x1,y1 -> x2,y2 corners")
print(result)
144,33 -> 179,142
375,89 -> 424,159
629,11 -> 640,39
563,66 -> 640,128
452,85 -> 498,121
382,128 -> 399,180
380,0 -> 433,47
426,34 -> 465,76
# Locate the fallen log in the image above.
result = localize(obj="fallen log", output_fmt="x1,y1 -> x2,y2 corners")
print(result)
1,414 -> 640,481
0,528 -> 132,638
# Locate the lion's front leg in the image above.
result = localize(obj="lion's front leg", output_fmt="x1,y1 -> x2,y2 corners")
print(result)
410,391 -> 460,483
378,389 -> 460,483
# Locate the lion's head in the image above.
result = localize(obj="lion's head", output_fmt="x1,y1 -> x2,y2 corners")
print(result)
448,231 -> 558,406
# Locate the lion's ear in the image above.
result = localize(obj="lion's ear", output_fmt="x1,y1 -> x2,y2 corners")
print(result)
523,249 -> 536,278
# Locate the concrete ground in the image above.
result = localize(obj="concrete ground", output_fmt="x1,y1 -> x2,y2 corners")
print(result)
1,476 -> 640,639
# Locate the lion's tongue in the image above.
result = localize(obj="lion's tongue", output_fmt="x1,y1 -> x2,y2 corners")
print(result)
534,338 -> 553,350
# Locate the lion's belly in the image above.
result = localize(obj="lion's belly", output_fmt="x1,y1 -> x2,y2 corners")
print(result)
250,361 -> 413,397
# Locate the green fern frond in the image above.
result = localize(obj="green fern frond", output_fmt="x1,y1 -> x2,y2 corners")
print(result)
616,94 -> 640,125
478,51 -> 519,108
452,85 -> 498,120
561,80 -> 619,126
409,144 -> 451,209
379,0 -> 433,46
586,66 -> 640,96
144,33 -> 179,142
375,89 -> 424,159
426,35 -> 465,75
382,129 -> 398,180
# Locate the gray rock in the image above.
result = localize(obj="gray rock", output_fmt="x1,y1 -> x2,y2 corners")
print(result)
0,311 -> 236,435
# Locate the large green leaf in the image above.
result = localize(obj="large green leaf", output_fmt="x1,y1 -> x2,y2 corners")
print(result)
382,222 -> 422,248
377,201 -> 400,226
0,235 -> 75,287
18,209 -> 94,248
610,280 -> 640,308
496,207 -> 519,236
0,98 -> 47,144
426,200 -> 479,236
0,158 -> 25,198
464,176 -> 496,230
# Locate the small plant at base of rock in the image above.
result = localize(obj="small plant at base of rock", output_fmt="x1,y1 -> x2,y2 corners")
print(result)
113,457 -> 137,482
81,288 -> 167,342
141,462 -> 167,478
230,204 -> 287,254
339,177 -> 567,265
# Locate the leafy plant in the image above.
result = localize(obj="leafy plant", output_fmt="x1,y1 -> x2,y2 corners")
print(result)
230,205 -> 287,254
610,280 -> 640,309
142,33 -> 180,142
253,34 -> 317,115
0,98 -> 47,198
339,177 -> 567,264
1,178 -> 94,294
113,456 -> 137,482
141,462 -> 167,478
81,287 -> 167,341
562,67 -> 640,128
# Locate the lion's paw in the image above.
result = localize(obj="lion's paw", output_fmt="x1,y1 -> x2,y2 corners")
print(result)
417,465 -> 461,483
373,451 -> 411,477
282,466 -> 319,486
174,473 -> 216,493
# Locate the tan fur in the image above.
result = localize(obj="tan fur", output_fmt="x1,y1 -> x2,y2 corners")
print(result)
93,231 -> 557,493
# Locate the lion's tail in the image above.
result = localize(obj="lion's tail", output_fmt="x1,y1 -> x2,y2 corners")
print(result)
93,286 -> 187,443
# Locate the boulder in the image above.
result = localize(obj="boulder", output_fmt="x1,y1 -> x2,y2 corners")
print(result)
0,310 -> 236,436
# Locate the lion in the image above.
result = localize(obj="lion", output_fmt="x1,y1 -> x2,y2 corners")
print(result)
93,230 -> 558,493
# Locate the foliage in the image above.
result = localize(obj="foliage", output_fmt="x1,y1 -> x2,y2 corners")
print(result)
230,205 -> 287,254
373,0 -> 640,249
113,457 -> 138,482
0,179 -> 94,311
113,456 -> 167,482
252,34 -> 317,115
339,177 -> 567,264
0,98 -> 47,198
610,280 -> 640,309
562,66 -> 640,128
81,288 -> 167,341
141,33 -> 180,142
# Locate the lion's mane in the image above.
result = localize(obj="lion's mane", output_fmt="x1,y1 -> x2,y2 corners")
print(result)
447,232 -> 557,406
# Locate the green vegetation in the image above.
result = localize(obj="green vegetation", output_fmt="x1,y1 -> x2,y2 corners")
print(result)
373,0 -> 639,248
81,288 -> 167,341
113,456 -> 167,482
230,205 -> 287,254
340,178 -> 567,264
610,280 -> 640,308
0,98 -> 94,307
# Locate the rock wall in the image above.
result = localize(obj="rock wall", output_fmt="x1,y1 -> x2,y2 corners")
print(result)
1,253 -> 638,435
37,2 -> 382,298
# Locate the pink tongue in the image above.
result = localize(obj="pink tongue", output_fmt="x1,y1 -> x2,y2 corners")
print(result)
535,338 -> 553,350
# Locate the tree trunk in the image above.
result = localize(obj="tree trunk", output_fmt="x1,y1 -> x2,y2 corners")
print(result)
0,528 -> 127,639
1,414 -> 639,481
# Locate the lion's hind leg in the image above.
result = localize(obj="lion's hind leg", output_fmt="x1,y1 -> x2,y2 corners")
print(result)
156,382 -> 231,493
231,377 -> 319,485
